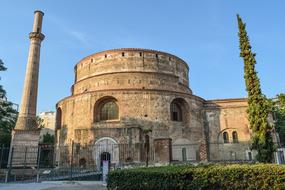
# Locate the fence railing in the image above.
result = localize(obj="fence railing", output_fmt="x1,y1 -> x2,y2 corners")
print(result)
0,146 -> 9,169
0,142 -> 262,169
1,141 -> 284,183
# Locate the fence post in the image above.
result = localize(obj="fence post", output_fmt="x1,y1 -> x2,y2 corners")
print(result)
24,146 -> 28,168
0,145 -> 4,169
51,144 -> 55,167
5,147 -> 13,183
70,141 -> 74,181
36,146 -> 41,183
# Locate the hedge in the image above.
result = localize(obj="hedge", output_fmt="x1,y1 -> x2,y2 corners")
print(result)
107,164 -> 285,190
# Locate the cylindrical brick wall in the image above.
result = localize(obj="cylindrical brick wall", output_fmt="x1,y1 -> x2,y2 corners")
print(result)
72,48 -> 191,95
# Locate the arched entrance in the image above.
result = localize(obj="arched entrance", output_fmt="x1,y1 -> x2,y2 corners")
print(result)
93,137 -> 119,170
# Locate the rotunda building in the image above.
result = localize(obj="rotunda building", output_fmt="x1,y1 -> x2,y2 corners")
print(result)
56,48 -> 252,167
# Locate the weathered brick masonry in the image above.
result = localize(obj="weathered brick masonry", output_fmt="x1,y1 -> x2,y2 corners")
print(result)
56,48 -> 252,166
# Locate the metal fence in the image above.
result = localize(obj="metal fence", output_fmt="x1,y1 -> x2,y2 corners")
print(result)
0,146 -> 10,183
172,141 -> 257,164
0,143 -> 152,183
1,141 -> 284,183
0,144 -> 98,183
1,142 -> 254,167
54,143 -> 154,168
0,145 -> 58,183
0,146 -> 9,169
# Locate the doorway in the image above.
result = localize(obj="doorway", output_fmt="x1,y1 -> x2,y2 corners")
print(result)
100,152 -> 111,170
94,137 -> 119,170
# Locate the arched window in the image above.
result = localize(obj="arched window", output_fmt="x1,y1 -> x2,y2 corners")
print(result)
99,101 -> 119,121
170,102 -> 182,121
232,131 -> 238,143
223,132 -> 229,143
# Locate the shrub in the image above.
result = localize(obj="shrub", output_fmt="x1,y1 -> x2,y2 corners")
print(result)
107,164 -> 285,190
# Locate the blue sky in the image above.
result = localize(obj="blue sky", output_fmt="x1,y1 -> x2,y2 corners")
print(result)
0,1 -> 284,112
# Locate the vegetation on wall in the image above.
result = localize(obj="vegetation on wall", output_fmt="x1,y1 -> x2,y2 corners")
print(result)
237,15 -> 274,163
108,164 -> 285,190
36,116 -> 45,128
0,59 -> 18,146
42,132 -> 55,144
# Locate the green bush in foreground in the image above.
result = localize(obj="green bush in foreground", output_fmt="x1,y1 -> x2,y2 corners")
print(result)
107,164 -> 285,190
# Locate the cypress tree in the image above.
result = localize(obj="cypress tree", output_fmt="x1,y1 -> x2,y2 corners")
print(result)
237,15 -> 274,163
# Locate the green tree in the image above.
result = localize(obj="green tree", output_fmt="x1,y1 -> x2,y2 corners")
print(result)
42,132 -> 55,144
38,118 -> 55,144
0,59 -> 18,146
272,94 -> 285,146
0,59 -> 7,99
237,15 -> 274,162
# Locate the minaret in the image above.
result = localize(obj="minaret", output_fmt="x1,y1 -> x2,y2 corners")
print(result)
10,11 -> 45,167
15,10 -> 45,130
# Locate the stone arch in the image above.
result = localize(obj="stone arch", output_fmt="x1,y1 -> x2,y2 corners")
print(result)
170,97 -> 189,122
232,131 -> 238,143
93,137 -> 119,169
223,131 -> 229,143
218,128 -> 239,143
94,96 -> 119,122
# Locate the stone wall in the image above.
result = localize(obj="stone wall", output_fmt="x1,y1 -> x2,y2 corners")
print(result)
73,72 -> 190,95
55,48 -> 253,165
38,111 -> 56,131
57,90 -> 204,149
74,48 -> 190,89
205,98 -> 251,160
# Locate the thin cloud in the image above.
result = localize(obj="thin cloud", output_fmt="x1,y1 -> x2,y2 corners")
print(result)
46,15 -> 91,47
67,30 -> 90,47
45,14 -> 152,51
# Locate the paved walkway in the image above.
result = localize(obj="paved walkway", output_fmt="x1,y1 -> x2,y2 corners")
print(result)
0,181 -> 107,190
